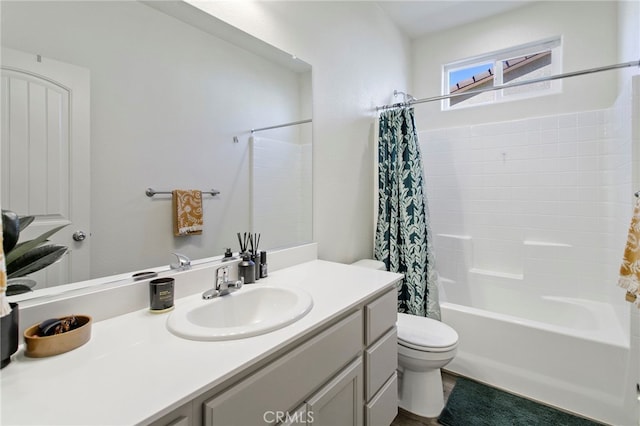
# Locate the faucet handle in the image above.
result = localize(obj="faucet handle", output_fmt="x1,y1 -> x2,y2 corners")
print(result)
203,266 -> 242,299
170,252 -> 191,270
216,266 -> 243,291
216,266 -> 230,289
229,276 -> 243,290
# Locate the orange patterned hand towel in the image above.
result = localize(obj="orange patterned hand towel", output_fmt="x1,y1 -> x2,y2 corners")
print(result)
619,198 -> 640,305
172,190 -> 203,236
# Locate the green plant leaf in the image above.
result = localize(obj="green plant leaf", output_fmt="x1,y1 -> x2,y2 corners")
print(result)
6,284 -> 33,296
18,215 -> 35,232
7,245 -> 68,278
2,210 -> 20,253
5,224 -> 68,265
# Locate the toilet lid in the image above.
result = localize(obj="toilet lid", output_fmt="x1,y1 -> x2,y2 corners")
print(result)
397,312 -> 458,349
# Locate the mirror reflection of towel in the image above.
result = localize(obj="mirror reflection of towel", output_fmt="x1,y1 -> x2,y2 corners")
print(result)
619,198 -> 640,305
172,190 -> 203,236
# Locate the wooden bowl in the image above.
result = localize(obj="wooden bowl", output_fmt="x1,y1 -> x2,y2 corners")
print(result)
24,315 -> 92,358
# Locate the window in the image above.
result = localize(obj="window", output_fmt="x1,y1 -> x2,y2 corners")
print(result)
443,37 -> 562,110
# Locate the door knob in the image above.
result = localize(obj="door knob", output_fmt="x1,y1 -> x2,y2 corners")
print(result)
72,230 -> 87,242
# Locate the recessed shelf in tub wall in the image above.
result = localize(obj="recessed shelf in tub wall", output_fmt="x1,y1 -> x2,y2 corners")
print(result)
435,234 -> 473,258
434,235 -> 577,286
523,240 -> 572,265
523,241 -> 572,247
468,268 -> 524,281
436,234 -> 472,240
434,234 -> 473,284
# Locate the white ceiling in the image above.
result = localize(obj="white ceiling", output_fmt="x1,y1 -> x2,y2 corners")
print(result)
376,1 -> 534,39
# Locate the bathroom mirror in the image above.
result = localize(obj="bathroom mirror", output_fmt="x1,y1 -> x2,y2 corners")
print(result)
0,0 -> 312,295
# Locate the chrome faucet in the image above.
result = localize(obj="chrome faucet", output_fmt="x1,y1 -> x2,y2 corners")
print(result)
202,265 -> 243,299
170,252 -> 191,271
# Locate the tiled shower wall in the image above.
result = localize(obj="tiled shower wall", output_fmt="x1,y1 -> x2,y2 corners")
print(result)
252,137 -> 312,250
420,81 -> 636,307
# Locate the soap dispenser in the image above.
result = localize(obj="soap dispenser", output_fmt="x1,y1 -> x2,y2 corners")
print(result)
222,248 -> 236,262
237,252 -> 255,284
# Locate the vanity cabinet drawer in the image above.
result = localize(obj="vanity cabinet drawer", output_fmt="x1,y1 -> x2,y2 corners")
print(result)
166,416 -> 190,426
365,373 -> 398,426
364,288 -> 396,346
364,327 -> 397,401
200,310 -> 363,426
147,401 -> 192,426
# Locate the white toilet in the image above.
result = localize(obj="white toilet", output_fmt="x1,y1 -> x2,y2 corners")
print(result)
396,312 -> 458,417
352,259 -> 459,418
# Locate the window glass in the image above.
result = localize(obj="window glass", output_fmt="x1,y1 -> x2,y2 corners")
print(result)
502,51 -> 552,96
442,38 -> 561,110
449,63 -> 494,107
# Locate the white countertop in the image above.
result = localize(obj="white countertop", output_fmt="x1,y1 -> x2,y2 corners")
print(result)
1,259 -> 401,425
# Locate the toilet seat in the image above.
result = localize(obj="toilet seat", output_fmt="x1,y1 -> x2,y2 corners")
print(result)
399,339 -> 457,353
397,312 -> 458,352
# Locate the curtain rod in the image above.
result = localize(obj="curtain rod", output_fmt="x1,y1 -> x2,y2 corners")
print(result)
376,59 -> 640,111
251,118 -> 312,134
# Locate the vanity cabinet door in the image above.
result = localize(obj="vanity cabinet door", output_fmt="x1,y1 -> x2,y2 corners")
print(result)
276,404 -> 309,426
199,311 -> 363,426
305,357 -> 363,426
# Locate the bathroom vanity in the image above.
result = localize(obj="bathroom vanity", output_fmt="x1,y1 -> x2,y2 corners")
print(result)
1,246 -> 402,425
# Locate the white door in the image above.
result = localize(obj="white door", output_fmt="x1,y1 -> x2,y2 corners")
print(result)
1,47 -> 90,288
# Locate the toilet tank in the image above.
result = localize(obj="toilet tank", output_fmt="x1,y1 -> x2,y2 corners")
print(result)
351,259 -> 386,271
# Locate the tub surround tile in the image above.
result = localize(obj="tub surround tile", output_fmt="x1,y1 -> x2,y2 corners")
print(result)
420,97 -> 634,303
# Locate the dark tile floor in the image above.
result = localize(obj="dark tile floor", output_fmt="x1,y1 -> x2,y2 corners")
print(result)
391,371 -> 457,426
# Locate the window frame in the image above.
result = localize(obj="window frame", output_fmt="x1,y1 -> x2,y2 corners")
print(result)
441,37 -> 563,110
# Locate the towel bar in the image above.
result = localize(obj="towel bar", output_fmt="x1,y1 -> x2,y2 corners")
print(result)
145,188 -> 220,198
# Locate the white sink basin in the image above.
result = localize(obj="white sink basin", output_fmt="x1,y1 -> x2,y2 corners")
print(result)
166,285 -> 313,341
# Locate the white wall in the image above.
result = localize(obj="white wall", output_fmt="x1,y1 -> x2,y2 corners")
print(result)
618,0 -> 640,92
187,1 -> 411,263
1,1 -> 306,278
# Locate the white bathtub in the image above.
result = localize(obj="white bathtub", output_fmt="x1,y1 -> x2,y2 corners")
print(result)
440,280 -> 635,425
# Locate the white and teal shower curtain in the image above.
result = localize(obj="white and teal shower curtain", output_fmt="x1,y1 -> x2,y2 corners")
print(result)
374,107 -> 441,320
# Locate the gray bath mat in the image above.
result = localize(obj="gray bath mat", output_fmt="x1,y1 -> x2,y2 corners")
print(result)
438,377 -> 605,426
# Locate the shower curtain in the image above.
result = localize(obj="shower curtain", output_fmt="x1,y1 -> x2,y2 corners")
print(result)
375,107 -> 440,320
